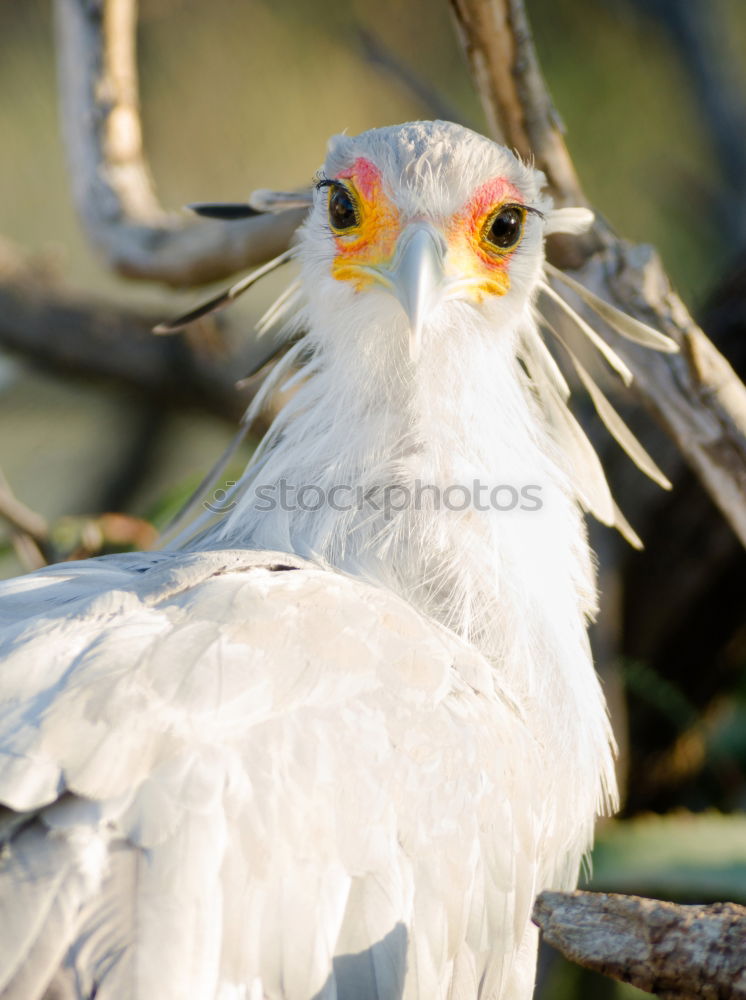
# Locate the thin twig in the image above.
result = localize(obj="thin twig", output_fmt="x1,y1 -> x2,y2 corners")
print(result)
0,469 -> 50,571
0,479 -> 48,544
356,27 -> 469,125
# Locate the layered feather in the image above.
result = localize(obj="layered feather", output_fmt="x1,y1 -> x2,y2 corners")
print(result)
0,550 -> 604,998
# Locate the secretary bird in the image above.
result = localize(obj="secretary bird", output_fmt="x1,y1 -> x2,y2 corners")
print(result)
0,121 -> 676,999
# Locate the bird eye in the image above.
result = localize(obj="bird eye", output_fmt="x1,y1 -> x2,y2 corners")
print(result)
328,184 -> 358,232
482,205 -> 526,251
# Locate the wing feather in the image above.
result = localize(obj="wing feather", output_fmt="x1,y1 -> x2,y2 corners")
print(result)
0,550 -> 563,999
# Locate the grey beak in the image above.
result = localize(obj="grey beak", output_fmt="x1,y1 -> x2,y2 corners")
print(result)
388,225 -> 447,363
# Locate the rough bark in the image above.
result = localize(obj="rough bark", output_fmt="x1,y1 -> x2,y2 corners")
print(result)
448,0 -> 586,207
534,890 -> 746,999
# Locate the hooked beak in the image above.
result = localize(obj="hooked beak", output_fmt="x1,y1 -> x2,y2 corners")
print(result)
380,225 -> 447,363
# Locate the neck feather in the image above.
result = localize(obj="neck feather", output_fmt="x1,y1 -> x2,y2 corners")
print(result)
213,309 -> 596,685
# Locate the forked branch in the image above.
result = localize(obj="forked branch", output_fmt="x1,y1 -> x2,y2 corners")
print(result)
53,0 -> 305,286
0,469 -> 50,571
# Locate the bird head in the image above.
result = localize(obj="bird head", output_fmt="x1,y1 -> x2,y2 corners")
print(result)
162,119 -> 677,553
300,121 -> 551,364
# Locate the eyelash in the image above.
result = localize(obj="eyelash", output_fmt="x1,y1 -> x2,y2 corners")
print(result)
519,205 -> 545,221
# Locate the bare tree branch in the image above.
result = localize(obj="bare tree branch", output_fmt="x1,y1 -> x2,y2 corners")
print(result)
534,889 -> 746,998
53,0 -> 306,287
0,485 -> 48,545
447,0 -> 746,549
448,0 -> 585,207
0,242 -> 255,422
49,0 -> 746,546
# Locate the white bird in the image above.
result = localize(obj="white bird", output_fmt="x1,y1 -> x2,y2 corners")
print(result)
0,120 -> 676,999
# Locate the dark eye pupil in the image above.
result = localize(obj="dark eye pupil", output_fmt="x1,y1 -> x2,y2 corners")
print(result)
487,207 -> 523,249
329,185 -> 357,230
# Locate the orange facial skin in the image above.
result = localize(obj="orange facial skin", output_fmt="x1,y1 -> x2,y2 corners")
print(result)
330,158 -> 400,290
448,177 -> 526,301
329,161 -> 526,301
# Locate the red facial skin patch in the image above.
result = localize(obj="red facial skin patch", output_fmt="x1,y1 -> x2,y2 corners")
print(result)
329,163 -> 525,301
330,158 -> 400,290
448,177 -> 526,300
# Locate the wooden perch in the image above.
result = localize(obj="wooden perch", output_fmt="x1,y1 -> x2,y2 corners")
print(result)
534,889 -> 746,998
447,0 -> 746,548
53,0 -> 306,286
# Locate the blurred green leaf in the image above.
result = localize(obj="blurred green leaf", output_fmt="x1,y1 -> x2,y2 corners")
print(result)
586,812 -> 746,903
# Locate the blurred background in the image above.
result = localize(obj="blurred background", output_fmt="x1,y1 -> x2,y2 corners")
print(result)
1,0 -> 745,995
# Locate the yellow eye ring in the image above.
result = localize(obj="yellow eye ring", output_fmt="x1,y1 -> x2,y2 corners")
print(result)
480,204 -> 526,253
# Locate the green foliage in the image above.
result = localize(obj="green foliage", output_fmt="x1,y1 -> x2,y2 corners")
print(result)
588,812 -> 746,903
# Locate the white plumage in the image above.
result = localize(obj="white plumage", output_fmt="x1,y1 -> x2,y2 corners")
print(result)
0,121 -> 674,998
